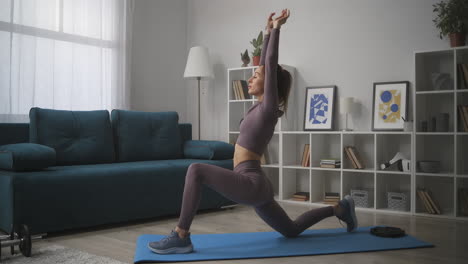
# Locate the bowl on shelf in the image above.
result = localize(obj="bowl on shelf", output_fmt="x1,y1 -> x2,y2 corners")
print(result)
417,160 -> 440,173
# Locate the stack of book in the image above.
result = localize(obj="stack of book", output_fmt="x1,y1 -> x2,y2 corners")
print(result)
320,158 -> 340,168
232,80 -> 251,100
457,63 -> 468,90
458,188 -> 468,216
301,144 -> 310,167
323,192 -> 340,205
344,146 -> 365,169
458,105 -> 468,132
292,192 -> 309,201
417,188 -> 441,214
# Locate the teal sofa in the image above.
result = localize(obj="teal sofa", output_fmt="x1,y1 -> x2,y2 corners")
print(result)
0,108 -> 236,235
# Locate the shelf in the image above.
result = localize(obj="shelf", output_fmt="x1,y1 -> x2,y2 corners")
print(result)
311,170 -> 340,204
456,89 -> 468,93
377,208 -> 412,215
283,165 -> 310,170
283,199 -> 311,205
229,99 -> 257,103
376,170 -> 412,175
228,66 -> 258,71
416,90 -> 454,95
341,131 -> 374,135
311,167 -> 341,171
415,172 -> 454,177
282,131 -> 310,134
342,169 -> 375,173
457,175 -> 468,178
415,132 -> 455,135
373,131 -> 412,135
261,164 -> 280,168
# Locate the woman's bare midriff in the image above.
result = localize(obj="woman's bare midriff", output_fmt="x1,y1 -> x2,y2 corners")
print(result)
233,143 -> 262,168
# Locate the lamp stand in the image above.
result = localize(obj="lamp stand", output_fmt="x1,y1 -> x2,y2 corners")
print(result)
197,77 -> 201,140
342,112 -> 353,131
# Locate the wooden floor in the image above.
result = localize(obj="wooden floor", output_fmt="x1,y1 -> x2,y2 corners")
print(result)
6,202 -> 468,263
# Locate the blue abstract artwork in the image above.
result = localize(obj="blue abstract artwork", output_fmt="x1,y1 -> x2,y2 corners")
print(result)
309,93 -> 329,124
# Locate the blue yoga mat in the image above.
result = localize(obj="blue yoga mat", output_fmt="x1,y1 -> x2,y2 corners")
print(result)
134,226 -> 433,263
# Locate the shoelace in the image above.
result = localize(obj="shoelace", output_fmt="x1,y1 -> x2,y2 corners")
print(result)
338,218 -> 346,229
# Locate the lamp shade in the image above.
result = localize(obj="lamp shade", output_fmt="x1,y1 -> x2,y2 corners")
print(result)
340,97 -> 354,114
183,46 -> 214,79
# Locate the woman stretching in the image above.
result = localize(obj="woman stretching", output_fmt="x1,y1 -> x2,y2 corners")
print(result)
148,9 -> 357,254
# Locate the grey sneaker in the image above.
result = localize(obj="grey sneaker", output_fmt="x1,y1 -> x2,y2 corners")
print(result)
336,195 -> 358,232
148,230 -> 194,254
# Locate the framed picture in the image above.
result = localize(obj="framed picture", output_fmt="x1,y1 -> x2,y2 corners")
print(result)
303,86 -> 336,131
372,81 -> 409,131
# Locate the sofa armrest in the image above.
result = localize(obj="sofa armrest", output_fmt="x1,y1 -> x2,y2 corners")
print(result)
0,143 -> 56,171
183,140 -> 234,160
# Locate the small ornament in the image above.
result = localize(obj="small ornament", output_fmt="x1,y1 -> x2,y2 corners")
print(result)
241,49 -> 250,67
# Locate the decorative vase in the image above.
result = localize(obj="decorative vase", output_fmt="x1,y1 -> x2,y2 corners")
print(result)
449,32 -> 466,47
252,56 -> 260,66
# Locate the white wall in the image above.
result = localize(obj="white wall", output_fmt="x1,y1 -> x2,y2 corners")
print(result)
186,0 -> 452,141
132,0 -> 450,141
131,0 -> 189,122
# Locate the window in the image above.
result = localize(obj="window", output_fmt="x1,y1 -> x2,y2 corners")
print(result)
0,0 -> 131,121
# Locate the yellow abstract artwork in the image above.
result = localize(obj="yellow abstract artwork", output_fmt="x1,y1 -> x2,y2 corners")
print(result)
379,89 -> 401,123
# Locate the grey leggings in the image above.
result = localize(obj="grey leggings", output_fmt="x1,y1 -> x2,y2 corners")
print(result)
178,160 -> 335,237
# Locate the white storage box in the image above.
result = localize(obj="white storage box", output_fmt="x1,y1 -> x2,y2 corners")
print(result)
387,192 -> 408,211
350,189 -> 373,208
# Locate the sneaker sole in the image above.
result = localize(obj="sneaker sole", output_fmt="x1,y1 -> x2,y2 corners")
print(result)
345,195 -> 358,232
148,244 -> 194,254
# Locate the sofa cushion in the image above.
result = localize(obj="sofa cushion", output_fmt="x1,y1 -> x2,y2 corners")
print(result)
111,110 -> 184,162
184,140 -> 234,160
0,143 -> 56,171
29,107 -> 115,165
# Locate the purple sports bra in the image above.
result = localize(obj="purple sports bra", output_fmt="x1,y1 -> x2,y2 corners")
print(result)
236,28 -> 283,156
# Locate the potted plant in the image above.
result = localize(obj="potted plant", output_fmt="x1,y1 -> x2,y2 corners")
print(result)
433,0 -> 468,47
240,49 -> 250,67
250,31 -> 263,66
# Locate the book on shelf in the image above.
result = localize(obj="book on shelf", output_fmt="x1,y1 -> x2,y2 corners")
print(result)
417,188 -> 441,214
349,146 -> 365,169
324,193 -> 340,199
320,158 -> 341,168
232,80 -> 251,100
458,188 -> 468,216
458,64 -> 468,90
459,105 -> 468,132
292,191 -> 309,201
232,80 -> 239,100
240,80 -> 250,99
301,144 -> 310,167
417,189 -> 433,214
323,192 -> 340,204
320,164 -> 341,168
344,146 -> 364,169
344,146 -> 357,169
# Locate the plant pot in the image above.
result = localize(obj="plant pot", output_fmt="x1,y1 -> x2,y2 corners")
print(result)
449,32 -> 466,47
252,56 -> 260,66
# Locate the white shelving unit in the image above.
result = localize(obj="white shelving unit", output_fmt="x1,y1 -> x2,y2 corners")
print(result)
414,46 -> 468,220
227,54 -> 468,220
227,65 -> 416,216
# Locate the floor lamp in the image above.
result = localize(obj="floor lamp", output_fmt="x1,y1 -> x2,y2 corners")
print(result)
183,46 -> 214,140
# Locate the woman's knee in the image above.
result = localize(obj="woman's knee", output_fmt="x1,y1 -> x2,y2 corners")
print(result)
186,163 -> 204,182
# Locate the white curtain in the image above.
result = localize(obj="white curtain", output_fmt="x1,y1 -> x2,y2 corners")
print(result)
0,0 -> 134,122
